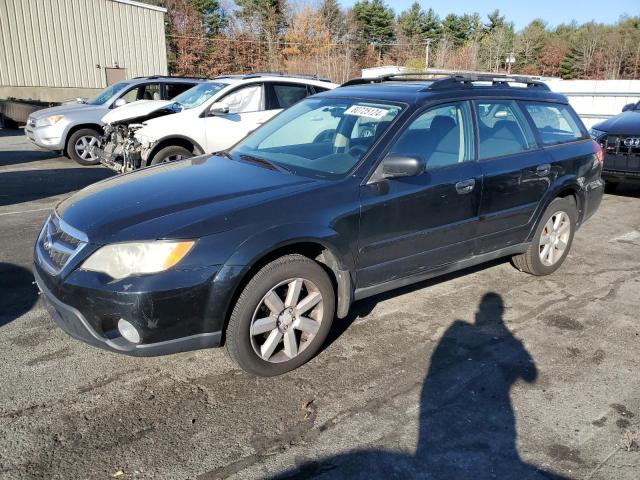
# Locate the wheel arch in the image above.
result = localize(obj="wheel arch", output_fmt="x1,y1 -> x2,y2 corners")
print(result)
145,136 -> 205,165
527,179 -> 584,242
218,232 -> 354,344
63,123 -> 103,155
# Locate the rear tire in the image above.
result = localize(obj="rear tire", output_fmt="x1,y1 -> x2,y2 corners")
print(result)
67,128 -> 101,166
149,145 -> 193,165
226,254 -> 335,376
511,196 -> 577,276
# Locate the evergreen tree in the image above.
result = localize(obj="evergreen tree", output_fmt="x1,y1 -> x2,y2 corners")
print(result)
192,0 -> 227,35
234,0 -> 286,32
442,14 -> 469,46
559,45 -> 581,79
398,2 -> 424,40
397,3 -> 440,42
486,9 -> 506,32
352,0 -> 395,47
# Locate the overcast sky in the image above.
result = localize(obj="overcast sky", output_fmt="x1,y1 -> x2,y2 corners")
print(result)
338,0 -> 638,30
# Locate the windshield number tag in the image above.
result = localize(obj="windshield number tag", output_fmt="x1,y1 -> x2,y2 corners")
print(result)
344,105 -> 389,119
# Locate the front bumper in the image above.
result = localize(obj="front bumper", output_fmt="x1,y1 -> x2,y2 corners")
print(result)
33,262 -> 224,356
25,121 -> 66,150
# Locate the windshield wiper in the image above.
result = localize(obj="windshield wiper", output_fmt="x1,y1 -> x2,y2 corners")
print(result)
239,154 -> 293,175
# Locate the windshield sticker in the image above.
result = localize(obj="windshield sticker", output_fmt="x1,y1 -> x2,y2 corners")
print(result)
344,105 -> 389,119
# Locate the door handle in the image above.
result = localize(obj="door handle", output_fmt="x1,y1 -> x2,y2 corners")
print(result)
455,178 -> 475,195
536,164 -> 551,176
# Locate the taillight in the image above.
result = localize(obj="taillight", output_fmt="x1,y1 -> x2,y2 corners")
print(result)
592,139 -> 604,165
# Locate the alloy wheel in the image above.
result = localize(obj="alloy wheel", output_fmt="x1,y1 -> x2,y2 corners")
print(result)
74,135 -> 99,161
539,211 -> 571,266
249,278 -> 324,363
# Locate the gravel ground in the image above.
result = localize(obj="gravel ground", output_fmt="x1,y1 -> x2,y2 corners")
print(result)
1,128 -> 639,480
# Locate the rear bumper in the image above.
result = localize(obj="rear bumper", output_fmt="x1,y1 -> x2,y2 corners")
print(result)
33,264 -> 223,357
581,178 -> 604,225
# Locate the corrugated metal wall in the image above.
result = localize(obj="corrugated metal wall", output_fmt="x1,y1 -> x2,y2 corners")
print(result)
0,0 -> 167,89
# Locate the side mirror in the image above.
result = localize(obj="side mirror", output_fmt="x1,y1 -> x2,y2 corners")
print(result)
209,102 -> 230,115
76,97 -> 87,104
381,154 -> 425,179
622,103 -> 636,112
113,98 -> 128,108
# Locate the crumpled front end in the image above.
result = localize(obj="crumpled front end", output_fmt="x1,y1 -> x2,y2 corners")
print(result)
96,123 -> 154,173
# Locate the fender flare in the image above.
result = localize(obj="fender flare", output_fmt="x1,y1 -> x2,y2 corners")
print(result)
146,135 -> 206,162
526,176 -> 585,241
223,223 -> 355,319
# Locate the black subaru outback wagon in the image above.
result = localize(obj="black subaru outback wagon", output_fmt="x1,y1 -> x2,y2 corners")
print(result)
34,74 -> 604,376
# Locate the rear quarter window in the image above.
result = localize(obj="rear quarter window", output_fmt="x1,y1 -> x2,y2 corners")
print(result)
523,102 -> 586,146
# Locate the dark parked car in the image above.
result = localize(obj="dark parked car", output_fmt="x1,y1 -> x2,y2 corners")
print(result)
33,74 -> 604,376
590,100 -> 640,189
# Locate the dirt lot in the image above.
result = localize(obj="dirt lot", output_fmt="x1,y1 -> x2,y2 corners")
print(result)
0,128 -> 639,480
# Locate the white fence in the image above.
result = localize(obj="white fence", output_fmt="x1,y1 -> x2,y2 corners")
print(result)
548,80 -> 640,128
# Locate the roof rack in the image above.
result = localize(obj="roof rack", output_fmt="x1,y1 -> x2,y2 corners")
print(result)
213,72 -> 332,82
429,73 -> 550,90
342,71 -> 550,91
133,75 -> 209,80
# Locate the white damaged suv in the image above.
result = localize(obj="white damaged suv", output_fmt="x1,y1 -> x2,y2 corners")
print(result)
97,73 -> 337,172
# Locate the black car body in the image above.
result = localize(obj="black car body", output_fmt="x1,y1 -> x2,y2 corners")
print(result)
590,101 -> 640,186
34,74 -> 604,375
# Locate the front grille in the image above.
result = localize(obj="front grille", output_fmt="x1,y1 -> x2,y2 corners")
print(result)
599,135 -> 640,173
36,214 -> 87,275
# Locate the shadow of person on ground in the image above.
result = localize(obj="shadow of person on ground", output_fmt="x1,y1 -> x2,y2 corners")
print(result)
274,293 -> 568,480
0,263 -> 38,327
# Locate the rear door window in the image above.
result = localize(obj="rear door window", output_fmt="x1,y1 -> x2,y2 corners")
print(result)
166,82 -> 197,99
523,102 -> 586,145
120,83 -> 161,102
474,100 -> 536,160
267,83 -> 309,109
220,84 -> 264,114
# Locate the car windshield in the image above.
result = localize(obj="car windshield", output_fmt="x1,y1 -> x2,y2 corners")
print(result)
172,82 -> 227,109
88,82 -> 131,105
230,97 -> 403,179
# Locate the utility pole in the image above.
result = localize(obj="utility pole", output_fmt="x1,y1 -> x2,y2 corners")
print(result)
424,39 -> 431,70
506,52 -> 516,74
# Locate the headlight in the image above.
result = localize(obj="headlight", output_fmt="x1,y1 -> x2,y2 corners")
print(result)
81,241 -> 195,279
589,128 -> 605,140
35,115 -> 64,128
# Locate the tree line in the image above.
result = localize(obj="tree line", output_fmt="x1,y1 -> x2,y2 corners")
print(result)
145,0 -> 640,82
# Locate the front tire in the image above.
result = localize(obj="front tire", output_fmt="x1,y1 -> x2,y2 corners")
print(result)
512,196 -> 577,276
149,145 -> 193,165
226,255 -> 335,376
67,128 -> 101,165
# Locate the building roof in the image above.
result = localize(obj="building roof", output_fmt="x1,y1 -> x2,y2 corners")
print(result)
111,0 -> 167,13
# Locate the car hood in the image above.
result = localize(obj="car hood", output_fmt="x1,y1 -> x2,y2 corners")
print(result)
593,111 -> 640,135
101,100 -> 177,125
56,155 -> 319,243
30,103 -> 104,119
